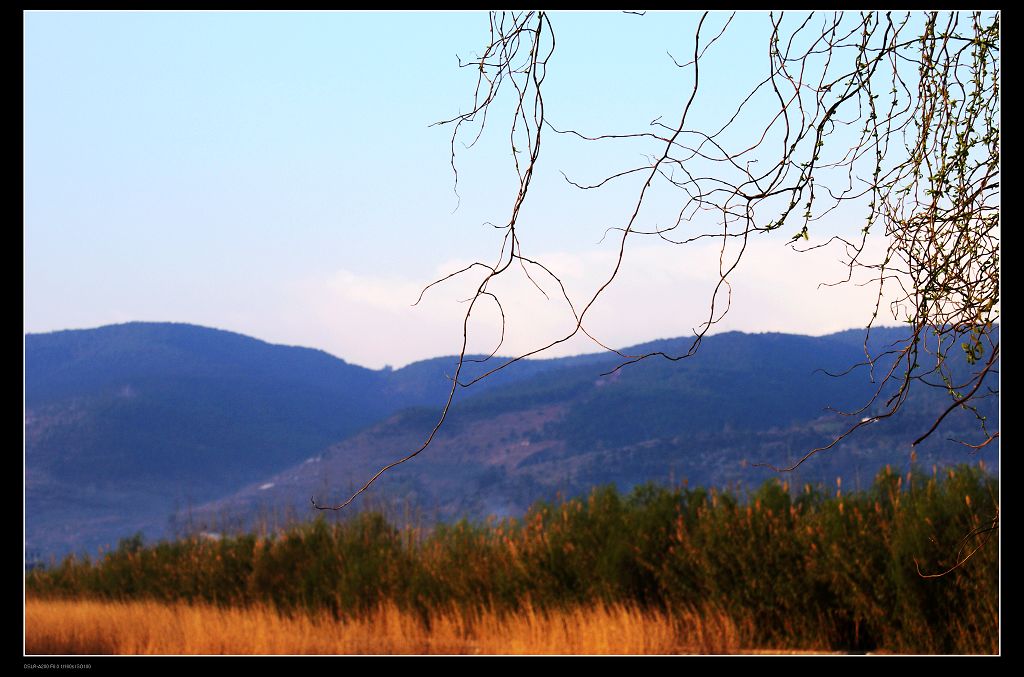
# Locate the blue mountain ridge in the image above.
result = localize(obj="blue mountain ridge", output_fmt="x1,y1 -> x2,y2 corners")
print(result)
25,322 -> 997,559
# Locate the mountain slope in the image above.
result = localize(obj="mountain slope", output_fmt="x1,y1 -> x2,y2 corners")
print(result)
27,323 -> 385,488
25,323 -> 561,556
26,323 -> 997,557
191,328 -> 998,533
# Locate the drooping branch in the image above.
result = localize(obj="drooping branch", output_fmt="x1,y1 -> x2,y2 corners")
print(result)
314,10 -> 998,511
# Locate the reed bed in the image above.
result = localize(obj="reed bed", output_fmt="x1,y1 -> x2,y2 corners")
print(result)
27,463 -> 998,654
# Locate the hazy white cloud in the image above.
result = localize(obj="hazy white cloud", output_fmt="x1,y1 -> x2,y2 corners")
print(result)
274,234 -> 902,368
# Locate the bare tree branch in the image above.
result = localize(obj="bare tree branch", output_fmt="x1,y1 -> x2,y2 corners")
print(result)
314,11 -> 999,517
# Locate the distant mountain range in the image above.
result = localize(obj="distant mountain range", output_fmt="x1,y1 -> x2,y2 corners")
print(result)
25,322 -> 998,558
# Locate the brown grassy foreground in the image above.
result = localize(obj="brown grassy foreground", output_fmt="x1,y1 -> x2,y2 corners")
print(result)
25,597 -> 781,655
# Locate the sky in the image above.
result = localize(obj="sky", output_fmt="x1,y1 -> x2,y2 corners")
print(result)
25,10 -> 916,368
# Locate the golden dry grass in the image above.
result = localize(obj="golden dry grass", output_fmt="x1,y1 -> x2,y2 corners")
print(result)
25,597 -> 771,655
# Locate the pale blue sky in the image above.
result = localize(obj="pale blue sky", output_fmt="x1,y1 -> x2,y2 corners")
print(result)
25,11 -> 931,367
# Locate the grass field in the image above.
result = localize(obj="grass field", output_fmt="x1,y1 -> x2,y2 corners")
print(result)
26,597 -> 768,655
